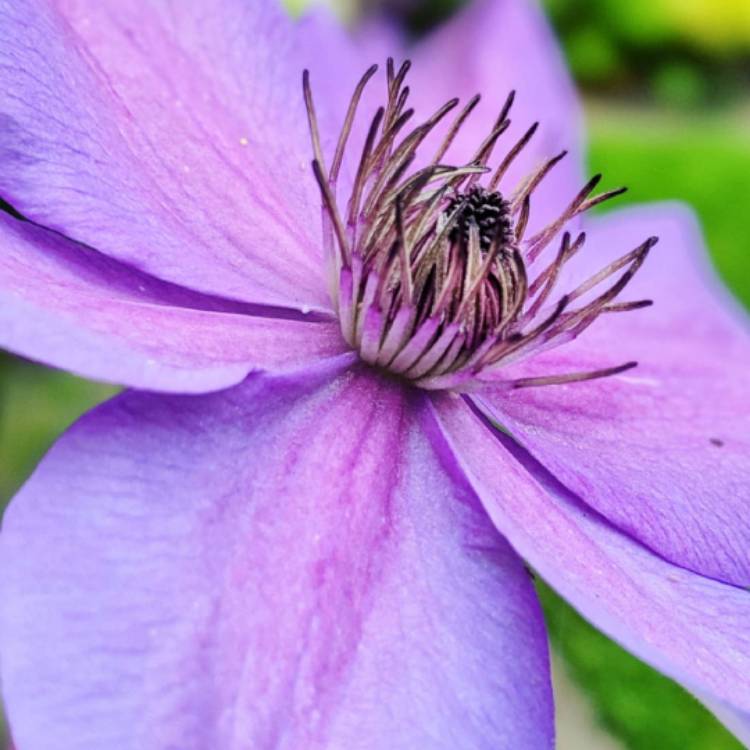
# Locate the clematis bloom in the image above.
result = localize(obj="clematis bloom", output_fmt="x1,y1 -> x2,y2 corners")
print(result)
0,1 -> 749,749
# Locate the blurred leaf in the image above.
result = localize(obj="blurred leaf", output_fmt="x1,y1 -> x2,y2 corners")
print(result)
595,0 -> 673,47
659,0 -> 750,55
588,104 -> 750,308
650,62 -> 709,108
0,357 -> 116,507
565,25 -> 624,85
539,581 -> 743,750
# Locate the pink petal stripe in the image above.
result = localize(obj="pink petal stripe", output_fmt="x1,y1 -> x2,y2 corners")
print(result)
1,368 -> 553,750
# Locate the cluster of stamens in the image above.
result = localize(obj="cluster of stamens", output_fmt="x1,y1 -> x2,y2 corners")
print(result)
304,60 -> 657,391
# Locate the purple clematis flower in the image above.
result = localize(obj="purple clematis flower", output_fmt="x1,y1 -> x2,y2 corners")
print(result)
0,0 -> 749,748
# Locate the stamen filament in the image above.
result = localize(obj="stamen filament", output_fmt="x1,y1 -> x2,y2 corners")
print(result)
330,63 -> 379,186
509,360 -> 638,389
489,121 -> 539,190
311,159 -> 351,265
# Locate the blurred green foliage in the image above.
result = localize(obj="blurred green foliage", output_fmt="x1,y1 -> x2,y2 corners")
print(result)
597,0 -> 750,55
545,0 -> 750,102
0,356 -> 115,504
587,104 -> 750,309
539,582 -> 743,750
388,0 -> 750,105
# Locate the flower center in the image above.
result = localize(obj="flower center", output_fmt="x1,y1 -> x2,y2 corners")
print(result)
303,60 -> 656,391
446,186 -> 513,251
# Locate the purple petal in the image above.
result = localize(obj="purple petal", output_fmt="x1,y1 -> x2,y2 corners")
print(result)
476,203 -> 750,587
407,0 -> 585,233
0,0 -> 364,309
432,395 -> 750,741
294,9 -> 408,196
0,214 -> 351,391
1,368 -> 552,750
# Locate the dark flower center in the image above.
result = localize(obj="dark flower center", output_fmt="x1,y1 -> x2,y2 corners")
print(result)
303,60 -> 656,391
446,186 -> 513,252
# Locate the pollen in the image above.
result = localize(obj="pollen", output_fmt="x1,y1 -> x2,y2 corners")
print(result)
303,60 -> 656,391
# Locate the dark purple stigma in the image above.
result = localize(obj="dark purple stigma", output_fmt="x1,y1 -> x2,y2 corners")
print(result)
446,186 -> 513,252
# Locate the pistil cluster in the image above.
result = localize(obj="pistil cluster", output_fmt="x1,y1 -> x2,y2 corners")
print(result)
304,60 -> 656,390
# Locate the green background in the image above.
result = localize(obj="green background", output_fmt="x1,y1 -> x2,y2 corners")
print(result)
2,1 -> 749,747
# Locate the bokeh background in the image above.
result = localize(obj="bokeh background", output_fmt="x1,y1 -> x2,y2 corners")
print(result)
1,0 -> 749,748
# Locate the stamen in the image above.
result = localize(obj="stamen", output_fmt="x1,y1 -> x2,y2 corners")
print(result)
303,62 -> 655,391
510,150 -> 568,211
330,63 -> 379,185
523,232 -> 576,321
525,174 -> 603,261
579,185 -> 629,214
566,241 -> 653,304
602,299 -> 654,313
515,196 -> 531,242
311,159 -> 350,265
395,197 -> 413,303
489,121 -> 539,191
302,70 -> 326,174
454,87 -> 516,191
508,361 -> 639,389
346,106 -> 384,237
433,94 -> 482,164
526,177 -> 627,264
